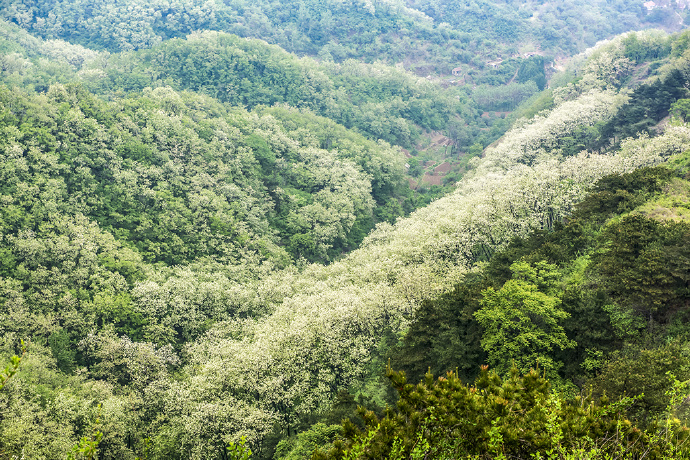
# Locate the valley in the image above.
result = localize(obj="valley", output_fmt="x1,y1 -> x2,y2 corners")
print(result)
1,1 -> 690,459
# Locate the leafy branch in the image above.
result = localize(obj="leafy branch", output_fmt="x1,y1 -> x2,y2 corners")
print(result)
0,339 -> 26,391
67,404 -> 103,460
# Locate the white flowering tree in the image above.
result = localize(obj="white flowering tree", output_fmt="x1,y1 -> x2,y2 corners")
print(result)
159,83 -> 690,450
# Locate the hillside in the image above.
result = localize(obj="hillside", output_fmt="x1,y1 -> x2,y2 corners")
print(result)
2,6 -> 690,460
1,0 -> 687,75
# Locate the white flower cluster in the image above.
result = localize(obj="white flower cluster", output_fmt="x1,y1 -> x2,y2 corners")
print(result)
168,84 -> 690,450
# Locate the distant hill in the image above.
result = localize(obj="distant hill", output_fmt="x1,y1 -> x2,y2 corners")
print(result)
1,0 -> 687,75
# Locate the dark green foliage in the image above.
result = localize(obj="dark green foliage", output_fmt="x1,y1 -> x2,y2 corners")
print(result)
48,329 -> 77,373
600,69 -> 690,144
246,134 -> 277,175
317,366 -> 688,460
89,293 -> 147,341
392,274 -> 488,385
96,32 -> 464,148
558,124 -> 603,157
287,233 -> 319,263
407,158 -> 423,178
574,167 -> 675,222
394,166 -> 687,389
591,215 -> 690,322
553,286 -> 617,376
591,340 -> 690,425
1,0 -> 674,77
517,55 -> 547,90
275,424 -> 341,460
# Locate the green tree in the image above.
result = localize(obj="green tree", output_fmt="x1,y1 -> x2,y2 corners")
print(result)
227,436 -> 253,460
517,56 -> 547,90
67,405 -> 103,460
316,365 -> 678,460
590,341 -> 690,426
0,340 -> 25,390
474,261 -> 574,378
275,424 -> 340,460
672,98 -> 690,123
392,274 -> 487,385
592,215 -> 690,323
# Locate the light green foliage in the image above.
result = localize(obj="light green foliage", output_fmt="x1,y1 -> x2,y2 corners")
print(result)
472,81 -> 539,112
475,261 -> 574,378
67,404 -> 103,460
481,89 -> 624,167
1,18 -> 690,459
602,303 -> 646,340
0,339 -> 24,390
0,343 -> 136,459
0,81 -> 402,268
80,330 -> 178,389
227,436 -> 253,460
672,98 -> 690,123
318,366 -> 690,460
552,34 -> 637,103
274,423 -> 340,460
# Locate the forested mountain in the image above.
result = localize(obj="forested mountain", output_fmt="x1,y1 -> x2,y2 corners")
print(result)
0,81 -> 415,266
0,0 -> 686,75
0,17 -> 538,158
3,1 -> 690,459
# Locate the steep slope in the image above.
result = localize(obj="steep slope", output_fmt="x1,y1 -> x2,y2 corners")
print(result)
3,25 -> 690,460
0,83 -> 414,268
128,34 -> 690,456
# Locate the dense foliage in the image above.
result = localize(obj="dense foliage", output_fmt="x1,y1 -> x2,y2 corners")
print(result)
0,81 -> 414,266
3,5 -> 690,460
393,165 -> 690,381
317,160 -> 690,458
316,366 -> 690,459
0,18 -> 539,154
0,0 -> 684,75
98,31 -> 464,148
